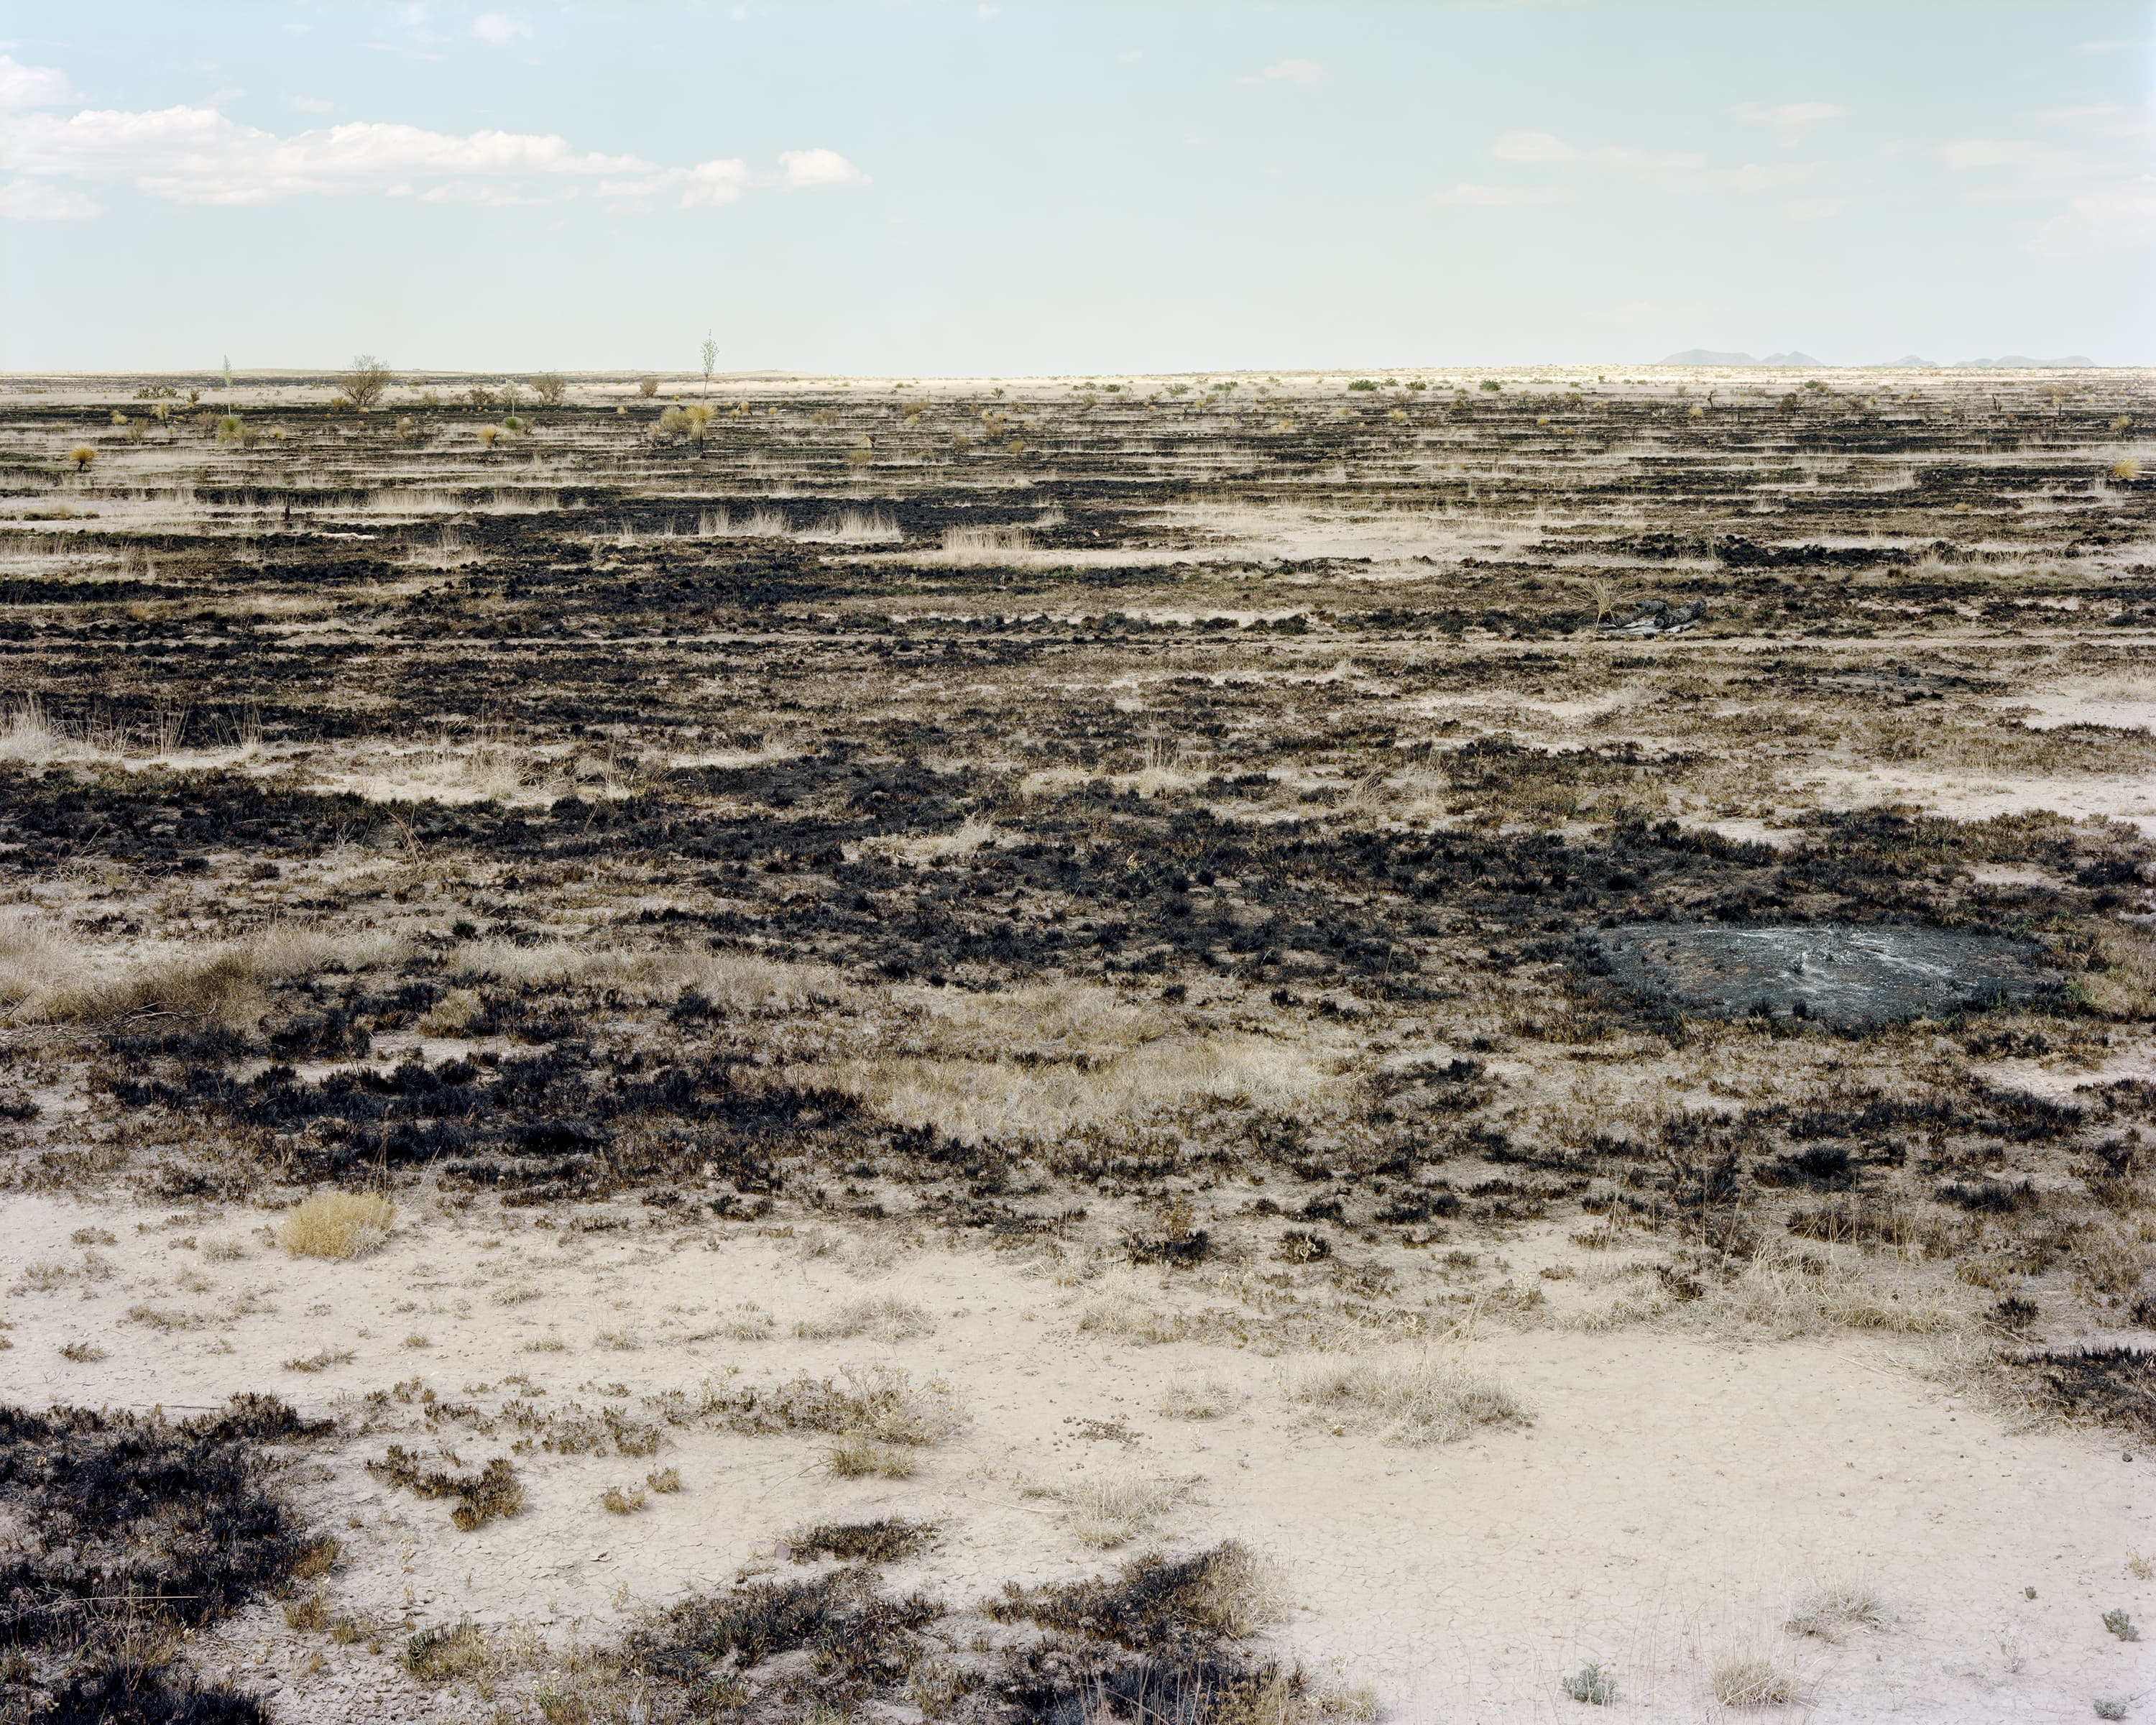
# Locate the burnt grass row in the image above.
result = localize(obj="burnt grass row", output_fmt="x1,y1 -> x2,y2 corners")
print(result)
3,369 -> 2155,1576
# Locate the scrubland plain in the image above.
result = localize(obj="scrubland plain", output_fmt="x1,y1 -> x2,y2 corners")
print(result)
0,362 -> 2152,1722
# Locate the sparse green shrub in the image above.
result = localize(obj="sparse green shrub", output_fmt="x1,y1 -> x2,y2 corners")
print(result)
1564,1661 -> 1616,1703
2104,1607 -> 2139,1641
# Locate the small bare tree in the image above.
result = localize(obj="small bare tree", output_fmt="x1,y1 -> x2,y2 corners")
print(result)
637,376 -> 658,399
530,372 -> 568,406
342,354 -> 392,411
700,332 -> 718,398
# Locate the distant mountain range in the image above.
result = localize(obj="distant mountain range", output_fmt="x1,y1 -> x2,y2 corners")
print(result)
1658,349 -> 2096,368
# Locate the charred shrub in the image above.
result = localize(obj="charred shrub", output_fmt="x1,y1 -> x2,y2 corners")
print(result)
366,1446 -> 524,1530
622,1569 -> 941,1702
786,1518 -> 939,1565
0,1394 -> 326,1721
2022,1347 -> 2156,1438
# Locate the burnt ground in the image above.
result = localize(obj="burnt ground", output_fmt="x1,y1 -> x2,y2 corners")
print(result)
1,364 -> 2154,1720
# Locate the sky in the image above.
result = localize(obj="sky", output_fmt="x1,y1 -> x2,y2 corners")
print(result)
1,1 -> 2151,374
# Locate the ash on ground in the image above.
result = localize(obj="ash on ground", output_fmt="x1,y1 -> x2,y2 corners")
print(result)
1594,922 -> 2055,1028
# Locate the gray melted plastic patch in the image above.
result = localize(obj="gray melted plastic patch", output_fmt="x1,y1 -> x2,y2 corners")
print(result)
1595,923 -> 2055,1029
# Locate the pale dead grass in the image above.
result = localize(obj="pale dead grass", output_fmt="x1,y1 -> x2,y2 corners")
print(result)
1156,1378 -> 1239,1420
1072,1272 -> 1192,1345
444,939 -> 853,1011
1709,1652 -> 1800,1707
1059,1471 -> 1187,1549
279,1191 -> 397,1260
0,917 -> 410,1029
1285,1352 -> 1528,1445
1698,1243 -> 1957,1339
793,1293 -> 937,1343
817,1026 -> 1326,1145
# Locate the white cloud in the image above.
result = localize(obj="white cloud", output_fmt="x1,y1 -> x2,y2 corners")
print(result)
8,106 -> 652,204
677,159 -> 750,206
1492,130 -> 1702,170
775,147 -> 866,189
0,52 -> 76,107
1241,59 -> 1321,86
0,177 -> 102,220
4,73 -> 867,215
1428,182 -> 1570,206
1734,101 -> 1843,129
2031,182 -> 2156,254
471,12 -> 530,46
1492,130 -> 1573,162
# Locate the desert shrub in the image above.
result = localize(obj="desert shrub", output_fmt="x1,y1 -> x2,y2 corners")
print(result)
601,1484 -> 648,1515
68,446 -> 96,472
647,1466 -> 682,1494
2104,1607 -> 2139,1641
990,1542 -> 1288,1650
367,1447 -> 523,1530
278,1191 -> 395,1260
787,1518 -> 937,1565
530,372 -> 568,405
637,375 -> 658,397
1564,1661 -> 1616,1703
1286,1353 -> 1527,1445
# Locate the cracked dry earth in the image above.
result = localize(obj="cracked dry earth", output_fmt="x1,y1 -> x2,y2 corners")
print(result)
1,363 -> 2155,1723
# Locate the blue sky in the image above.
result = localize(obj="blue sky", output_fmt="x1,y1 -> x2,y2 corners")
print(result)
2,1 -> 2151,373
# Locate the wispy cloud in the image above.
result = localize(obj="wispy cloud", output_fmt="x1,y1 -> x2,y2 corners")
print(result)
1733,101 -> 1845,147
1428,182 -> 1570,207
0,178 -> 103,221
471,13 -> 531,47
2032,183 -> 2156,254
1492,130 -> 1704,170
1240,59 -> 1321,86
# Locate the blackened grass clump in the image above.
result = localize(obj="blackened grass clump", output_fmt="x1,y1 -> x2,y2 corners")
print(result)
0,1394 -> 331,1724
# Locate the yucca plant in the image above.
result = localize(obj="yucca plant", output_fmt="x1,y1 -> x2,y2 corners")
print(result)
67,445 -> 95,472
215,414 -> 247,446
476,424 -> 502,449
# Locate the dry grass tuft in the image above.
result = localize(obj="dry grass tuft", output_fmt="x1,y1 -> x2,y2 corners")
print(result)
279,1192 -> 397,1260
1784,1580 -> 1885,1639
1703,1243 -> 1955,1338
1059,1473 -> 1187,1550
1709,1653 -> 1799,1707
795,1293 -> 937,1343
825,1436 -> 917,1478
1286,1352 -> 1527,1446
1156,1379 -> 1238,1420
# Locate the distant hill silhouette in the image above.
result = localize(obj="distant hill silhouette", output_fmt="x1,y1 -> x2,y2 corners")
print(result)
1950,355 -> 2094,368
